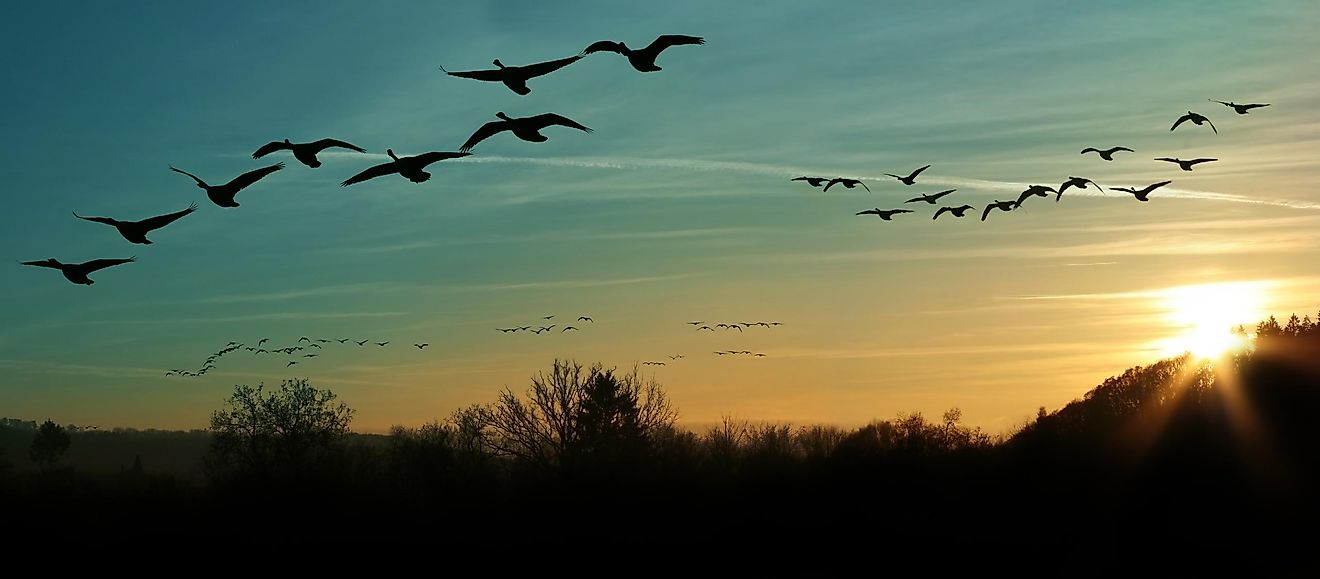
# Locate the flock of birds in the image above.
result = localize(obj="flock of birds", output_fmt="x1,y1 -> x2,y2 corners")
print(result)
790,99 -> 1270,223
496,314 -> 595,335
19,34 -> 706,285
167,335 -> 433,377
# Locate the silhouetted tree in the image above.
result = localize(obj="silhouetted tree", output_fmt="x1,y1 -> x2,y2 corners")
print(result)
29,419 -> 71,473
463,360 -> 676,473
206,379 -> 354,478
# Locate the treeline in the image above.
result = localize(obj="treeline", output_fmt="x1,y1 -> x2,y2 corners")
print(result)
4,314 -> 1319,544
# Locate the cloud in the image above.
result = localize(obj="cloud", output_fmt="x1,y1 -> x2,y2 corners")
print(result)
453,273 -> 699,292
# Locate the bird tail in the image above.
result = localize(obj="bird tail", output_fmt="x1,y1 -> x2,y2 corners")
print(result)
437,65 -> 449,74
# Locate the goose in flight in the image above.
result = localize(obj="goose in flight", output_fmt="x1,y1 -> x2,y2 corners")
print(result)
642,361 -> 667,366
578,316 -> 593,323
298,337 -> 310,342
72,203 -> 197,245
824,178 -> 870,192
376,342 -> 389,347
171,163 -> 284,208
21,257 -> 134,285
1155,157 -> 1217,172
687,321 -> 705,325
697,325 -> 714,331
1057,177 -> 1102,200
1014,185 -> 1057,208
884,164 -> 931,186
356,340 -> 369,346
340,149 -> 469,187
543,315 -> 555,320
1111,180 -> 1172,202
1080,146 -> 1133,161
791,176 -> 830,188
251,138 -> 366,168
1171,111 -> 1217,134
669,355 -> 686,360
257,338 -> 269,346
932,204 -> 974,220
459,112 -> 592,153
1208,99 -> 1270,115
562,326 -> 579,332
905,189 -> 956,204
287,361 -> 298,367
414,343 -> 428,349
303,353 -> 318,358
981,200 -> 1017,221
582,34 -> 704,72
856,208 -> 914,221
440,55 -> 583,95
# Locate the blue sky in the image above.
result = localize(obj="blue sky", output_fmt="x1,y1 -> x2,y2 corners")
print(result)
3,1 -> 1319,431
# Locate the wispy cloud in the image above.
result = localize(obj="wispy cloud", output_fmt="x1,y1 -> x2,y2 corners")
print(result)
454,273 -> 699,292
35,311 -> 410,329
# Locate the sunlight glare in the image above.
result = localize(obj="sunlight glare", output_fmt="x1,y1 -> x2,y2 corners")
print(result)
1157,281 -> 1268,359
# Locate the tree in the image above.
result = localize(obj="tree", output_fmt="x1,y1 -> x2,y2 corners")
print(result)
463,360 -> 677,473
29,419 -> 71,472
206,379 -> 354,477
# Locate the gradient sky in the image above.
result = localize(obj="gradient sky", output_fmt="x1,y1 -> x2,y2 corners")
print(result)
3,1 -> 1319,432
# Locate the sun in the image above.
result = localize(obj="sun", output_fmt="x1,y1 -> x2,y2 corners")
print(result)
1157,282 -> 1267,359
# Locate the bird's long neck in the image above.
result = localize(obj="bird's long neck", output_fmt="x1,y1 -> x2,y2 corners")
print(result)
493,59 -> 506,69
386,149 -> 399,161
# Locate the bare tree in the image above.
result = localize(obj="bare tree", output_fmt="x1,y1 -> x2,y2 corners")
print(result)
206,379 -> 354,477
29,419 -> 71,473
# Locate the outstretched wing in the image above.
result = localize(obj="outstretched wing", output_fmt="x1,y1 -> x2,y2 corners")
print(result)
1154,157 -> 1178,163
1113,147 -> 1133,153
907,164 -> 932,180
1190,158 -> 1217,165
531,113 -> 593,133
1080,148 -> 1098,155
1148,180 -> 1172,191
1014,190 -> 1034,207
137,202 -> 198,231
930,189 -> 954,201
80,257 -> 135,273
1240,103 -> 1269,111
932,207 -> 949,220
1170,114 -> 1190,131
440,66 -> 505,81
20,259 -> 61,270
855,209 -> 879,216
1206,118 -> 1217,134
459,120 -> 509,153
980,205 -> 995,221
583,40 -> 627,55
520,55 -> 583,78
1208,99 -> 1230,107
251,141 -> 291,159
411,151 -> 471,168
857,181 -> 871,192
71,212 -> 117,226
824,179 -> 841,192
169,166 -> 207,187
340,161 -> 399,187
645,35 -> 705,54
224,163 -> 284,191
309,138 -> 367,154
904,195 -> 925,203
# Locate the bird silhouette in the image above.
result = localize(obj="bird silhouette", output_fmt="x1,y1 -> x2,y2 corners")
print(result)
1057,177 -> 1102,201
251,138 -> 366,168
1111,180 -> 1172,202
303,353 -> 318,358
582,34 -> 704,72
356,340 -> 369,346
884,164 -> 931,186
1014,186 -> 1057,208
287,361 -> 298,367
642,361 -> 666,366
1155,157 -> 1217,172
981,200 -> 1017,221
697,326 -> 713,331
905,189 -> 956,204
340,149 -> 469,187
856,208 -> 913,221
336,339 -> 349,344
376,342 -> 389,347
414,343 -> 428,349
791,176 -> 830,187
72,203 -> 197,245
459,112 -> 592,153
686,321 -> 705,325
1171,111 -> 1217,134
20,257 -> 134,285
669,355 -> 686,360
1080,146 -> 1133,161
257,338 -> 269,346
298,337 -> 310,342
932,204 -> 975,220
578,316 -> 593,323
543,315 -> 555,320
1208,99 -> 1269,115
754,353 -> 767,357
824,178 -> 870,192
440,56 -> 583,95
170,164 -> 283,208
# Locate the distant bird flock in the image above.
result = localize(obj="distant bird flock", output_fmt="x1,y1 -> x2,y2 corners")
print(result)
15,33 -> 1272,375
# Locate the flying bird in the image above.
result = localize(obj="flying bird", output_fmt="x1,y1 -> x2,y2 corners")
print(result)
170,164 -> 284,208
71,203 -> 197,245
414,343 -> 428,349
562,326 -> 578,332
932,204 -> 974,220
340,149 -> 469,187
669,355 -> 686,360
905,189 -> 956,204
823,178 -> 870,192
578,316 -> 593,323
883,164 -> 931,186
1170,111 -> 1217,134
356,340 -> 369,346
1155,157 -> 1218,172
459,112 -> 592,153
303,354 -> 318,358
298,337 -> 310,342
754,353 -> 767,357
856,208 -> 913,221
1014,186 -> 1057,208
1080,146 -> 1133,161
287,361 -> 298,367
791,176 -> 830,188
440,56 -> 583,95
20,257 -> 135,285
1111,180 -> 1172,202
981,200 -> 1017,221
257,338 -> 268,346
251,138 -> 366,168
543,315 -> 555,320
697,326 -> 713,331
582,34 -> 704,72
376,342 -> 389,347
1208,99 -> 1270,115
1057,177 -> 1102,201
687,321 -> 705,326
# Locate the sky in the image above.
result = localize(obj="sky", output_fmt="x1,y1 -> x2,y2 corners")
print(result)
3,1 -> 1319,433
